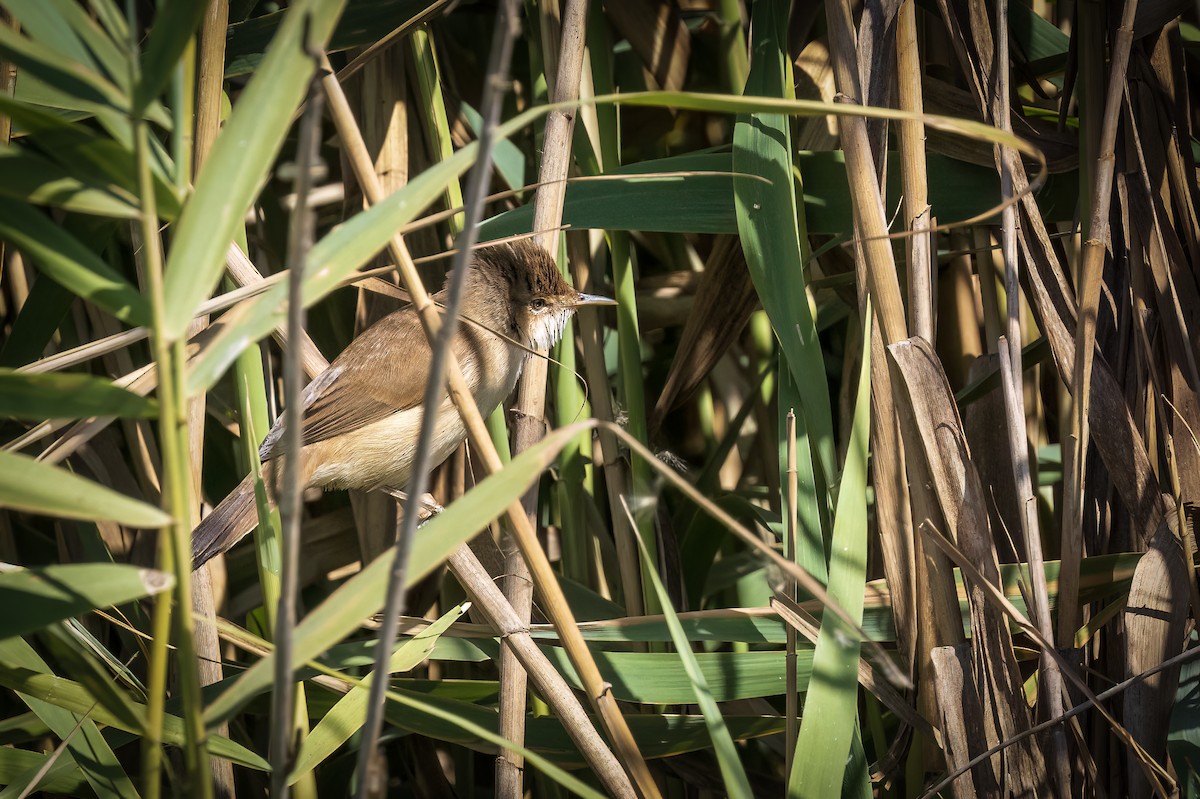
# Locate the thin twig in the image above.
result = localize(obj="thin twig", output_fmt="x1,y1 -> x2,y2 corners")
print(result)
270,73 -> 324,799
784,409 -> 799,781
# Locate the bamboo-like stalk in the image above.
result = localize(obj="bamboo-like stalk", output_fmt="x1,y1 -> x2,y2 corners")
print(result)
132,90 -> 212,799
920,524 -> 1173,792
270,79 -> 323,799
409,25 -> 464,236
829,0 -> 935,731
320,45 -> 657,799
500,1 -> 600,794
350,35 -> 411,567
823,0 -> 908,346
193,0 -> 226,170
895,0 -> 932,341
923,643 -> 1200,798
552,303 -> 591,587
594,4 -> 657,615
990,1 -> 1069,791
189,4 -> 234,795
578,3 -> 644,617
716,0 -> 748,91
608,231 -> 658,612
1060,0 -> 1140,647
783,409 -> 799,781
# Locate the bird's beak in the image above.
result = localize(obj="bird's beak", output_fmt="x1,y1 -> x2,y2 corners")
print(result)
573,292 -> 618,307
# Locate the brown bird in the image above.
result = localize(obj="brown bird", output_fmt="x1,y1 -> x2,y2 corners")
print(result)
191,239 -> 614,569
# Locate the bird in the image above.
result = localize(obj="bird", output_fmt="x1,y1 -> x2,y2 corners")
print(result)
191,238 -> 614,569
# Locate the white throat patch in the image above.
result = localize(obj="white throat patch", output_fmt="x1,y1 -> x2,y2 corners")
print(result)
527,308 -> 574,351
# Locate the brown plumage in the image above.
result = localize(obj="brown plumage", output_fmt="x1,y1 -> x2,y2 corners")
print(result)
192,240 -> 614,569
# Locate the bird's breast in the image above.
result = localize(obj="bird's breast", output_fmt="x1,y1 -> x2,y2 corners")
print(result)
303,338 -> 524,492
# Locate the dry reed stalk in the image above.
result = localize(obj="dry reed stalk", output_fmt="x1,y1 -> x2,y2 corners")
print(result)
830,0 -> 936,736
190,4 -> 235,794
319,38 -> 656,799
499,0 -> 592,793
920,522 -> 1174,793
924,643 -> 1200,798
1122,521 -> 1189,799
991,1 -> 1068,789
1053,26 -> 1145,787
823,0 -> 908,345
929,644 -> 984,798
442,549 -> 635,798
269,76 -> 323,799
896,0 -> 932,342
566,232 -> 638,611
348,37 -> 413,566
783,409 -> 798,781
223,245 -> 328,379
771,593 -> 934,739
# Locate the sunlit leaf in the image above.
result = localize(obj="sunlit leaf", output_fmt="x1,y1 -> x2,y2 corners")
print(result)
0,449 -> 170,528
0,369 -> 156,419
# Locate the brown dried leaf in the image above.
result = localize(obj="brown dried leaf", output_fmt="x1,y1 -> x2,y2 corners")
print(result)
650,235 -> 757,433
887,336 -> 1046,796
603,0 -> 690,92
1123,519 -> 1190,799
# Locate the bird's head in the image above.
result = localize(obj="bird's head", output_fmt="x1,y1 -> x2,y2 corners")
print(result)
471,238 -> 615,350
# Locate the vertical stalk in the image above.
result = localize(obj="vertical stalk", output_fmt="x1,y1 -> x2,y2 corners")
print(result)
716,0 -> 748,91
1060,0 -> 1140,647
896,0 -> 932,342
992,1 -> 1069,791
409,26 -> 465,236
188,5 -> 235,795
127,6 -> 209,794
783,409 -> 799,781
350,4 -> 538,796
270,79 -> 324,799
553,303 -> 592,585
134,106 -> 212,799
609,232 -> 658,612
587,0 -> 658,615
501,1 -> 601,794
578,3 -> 644,616
823,0 -> 909,345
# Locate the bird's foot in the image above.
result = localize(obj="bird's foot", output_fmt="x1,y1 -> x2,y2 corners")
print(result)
378,487 -> 444,527
415,493 -> 444,526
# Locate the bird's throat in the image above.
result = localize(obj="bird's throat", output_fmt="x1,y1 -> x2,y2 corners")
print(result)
526,309 -> 573,352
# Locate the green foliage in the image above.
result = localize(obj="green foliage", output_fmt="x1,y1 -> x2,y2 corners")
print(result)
0,1 -> 1191,796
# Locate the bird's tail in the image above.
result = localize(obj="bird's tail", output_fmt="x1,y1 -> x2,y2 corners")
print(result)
192,473 -> 271,570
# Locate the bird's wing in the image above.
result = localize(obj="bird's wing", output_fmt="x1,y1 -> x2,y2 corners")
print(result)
260,309 -> 437,460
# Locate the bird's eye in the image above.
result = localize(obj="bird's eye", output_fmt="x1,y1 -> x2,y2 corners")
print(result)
530,298 -> 547,311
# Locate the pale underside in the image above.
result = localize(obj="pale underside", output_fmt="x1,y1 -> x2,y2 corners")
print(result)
253,303 -> 575,492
